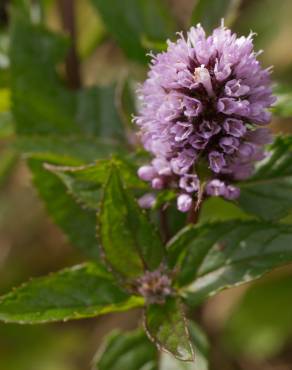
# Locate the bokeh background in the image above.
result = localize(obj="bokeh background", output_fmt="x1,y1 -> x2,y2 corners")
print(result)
1,0 -> 292,369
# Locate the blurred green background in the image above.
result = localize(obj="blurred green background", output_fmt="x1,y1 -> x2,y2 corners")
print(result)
1,0 -> 292,369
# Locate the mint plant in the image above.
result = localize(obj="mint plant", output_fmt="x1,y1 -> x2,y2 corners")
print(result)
1,1 -> 292,369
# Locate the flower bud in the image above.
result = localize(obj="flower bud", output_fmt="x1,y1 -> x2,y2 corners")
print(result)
138,165 -> 156,181
152,177 -> 164,190
177,194 -> 193,212
138,193 -> 156,209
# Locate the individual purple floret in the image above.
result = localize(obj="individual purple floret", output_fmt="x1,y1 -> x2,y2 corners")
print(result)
135,23 -> 275,212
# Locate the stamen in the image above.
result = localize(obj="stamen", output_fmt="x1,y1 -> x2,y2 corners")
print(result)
194,65 -> 215,97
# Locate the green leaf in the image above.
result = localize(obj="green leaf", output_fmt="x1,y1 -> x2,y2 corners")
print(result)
10,14 -> 125,139
272,84 -> 292,117
199,197 -> 252,223
99,164 -> 165,278
0,263 -> 143,323
190,0 -> 242,32
166,205 -> 188,239
19,136 -> 122,261
144,296 -> 194,362
28,158 -> 100,261
224,274 -> 292,359
160,322 -> 209,370
167,220 -> 292,305
238,136 -> 292,220
188,322 -> 209,368
44,162 -> 107,211
43,157 -> 147,210
10,14 -> 76,135
95,323 -> 209,370
77,86 -> 125,139
95,329 -> 158,370
90,0 -> 176,62
15,136 -> 122,164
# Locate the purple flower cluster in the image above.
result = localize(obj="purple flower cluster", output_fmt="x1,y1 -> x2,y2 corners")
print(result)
134,268 -> 173,304
135,23 -> 275,212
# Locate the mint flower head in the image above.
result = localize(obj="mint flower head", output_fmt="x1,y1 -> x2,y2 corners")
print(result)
135,23 -> 276,212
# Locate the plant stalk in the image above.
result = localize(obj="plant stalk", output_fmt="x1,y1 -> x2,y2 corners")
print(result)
58,0 -> 81,89
187,202 -> 201,224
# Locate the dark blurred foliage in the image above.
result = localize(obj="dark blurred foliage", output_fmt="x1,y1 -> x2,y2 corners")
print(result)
0,1 -> 292,369
0,2 -> 9,28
